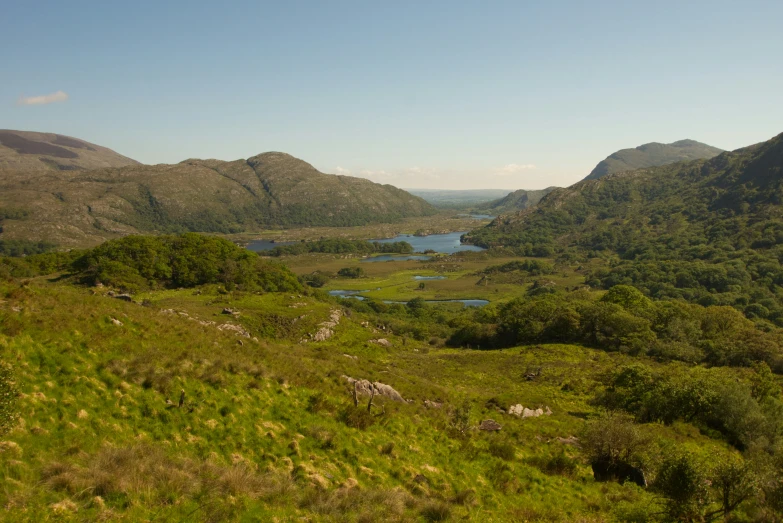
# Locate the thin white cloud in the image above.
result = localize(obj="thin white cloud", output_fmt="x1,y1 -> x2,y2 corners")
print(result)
16,90 -> 69,106
494,163 -> 537,176
334,166 -> 351,175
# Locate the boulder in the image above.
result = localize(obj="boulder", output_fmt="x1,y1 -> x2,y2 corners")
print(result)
114,294 -> 133,302
369,338 -> 391,347
479,419 -> 502,431
342,376 -> 405,402
424,400 -> 442,409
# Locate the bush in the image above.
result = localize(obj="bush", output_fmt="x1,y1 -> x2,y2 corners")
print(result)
339,407 -> 375,430
337,267 -> 365,279
487,440 -> 516,461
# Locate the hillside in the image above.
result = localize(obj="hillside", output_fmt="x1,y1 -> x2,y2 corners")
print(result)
0,151 -> 436,247
583,139 -> 724,180
479,187 -> 558,213
465,131 -> 783,322
0,130 -> 139,171
2,234 -> 781,521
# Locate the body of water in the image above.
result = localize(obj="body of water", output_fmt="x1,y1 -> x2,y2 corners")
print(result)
370,231 -> 485,255
458,214 -> 496,220
246,240 -> 295,252
328,290 -> 488,307
413,275 -> 446,280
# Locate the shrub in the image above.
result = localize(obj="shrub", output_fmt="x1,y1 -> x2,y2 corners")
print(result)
487,440 -> 516,461
338,267 -> 365,279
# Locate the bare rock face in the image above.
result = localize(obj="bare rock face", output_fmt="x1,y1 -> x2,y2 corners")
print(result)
369,338 -> 391,347
342,376 -> 405,402
424,400 -> 442,409
479,419 -> 502,431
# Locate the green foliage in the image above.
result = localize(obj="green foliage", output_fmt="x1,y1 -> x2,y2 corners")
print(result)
653,453 -> 711,521
269,239 -> 413,256
337,266 -> 365,279
0,239 -> 57,257
72,234 -> 302,293
466,133 -> 783,325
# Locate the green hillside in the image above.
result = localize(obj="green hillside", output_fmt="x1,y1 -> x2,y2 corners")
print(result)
465,132 -> 783,323
584,139 -> 724,181
0,151 -> 436,248
3,234 -> 783,521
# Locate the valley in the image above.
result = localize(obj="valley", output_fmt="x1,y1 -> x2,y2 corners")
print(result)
2,132 -> 783,522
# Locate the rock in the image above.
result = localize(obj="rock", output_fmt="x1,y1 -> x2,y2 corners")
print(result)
556,436 -> 579,446
479,419 -> 502,431
424,400 -> 442,409
222,308 -> 240,317
370,338 -> 391,347
114,294 -> 133,302
311,327 -> 334,342
342,354 -> 358,361
110,318 -> 123,326
508,404 -> 552,418
77,409 -> 88,419
217,323 -> 251,338
342,376 -> 405,402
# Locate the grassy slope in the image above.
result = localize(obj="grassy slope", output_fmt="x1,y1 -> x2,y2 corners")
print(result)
0,274 -> 742,521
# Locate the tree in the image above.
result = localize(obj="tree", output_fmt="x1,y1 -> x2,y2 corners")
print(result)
653,452 -> 711,522
708,457 -> 758,520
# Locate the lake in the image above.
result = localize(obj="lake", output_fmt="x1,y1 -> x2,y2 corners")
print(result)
458,213 -> 496,220
328,290 -> 488,307
246,240 -> 295,252
369,231 -> 485,255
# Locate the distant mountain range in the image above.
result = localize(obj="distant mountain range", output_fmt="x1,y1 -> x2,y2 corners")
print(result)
406,189 -> 512,207
478,187 -> 558,213
583,139 -> 724,181
0,130 -> 140,171
0,132 -> 435,247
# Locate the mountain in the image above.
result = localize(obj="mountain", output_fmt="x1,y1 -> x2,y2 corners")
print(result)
0,130 -> 139,171
467,132 -> 782,253
583,139 -> 724,181
0,151 -> 435,247
478,187 -> 558,213
464,131 -> 783,321
406,188 -> 512,207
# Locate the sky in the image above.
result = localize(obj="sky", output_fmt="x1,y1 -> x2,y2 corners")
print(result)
2,1 -> 782,190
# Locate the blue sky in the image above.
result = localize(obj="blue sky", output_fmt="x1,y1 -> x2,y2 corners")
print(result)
2,1 -> 782,189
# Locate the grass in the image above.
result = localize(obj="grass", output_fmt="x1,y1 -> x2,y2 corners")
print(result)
0,258 -> 745,521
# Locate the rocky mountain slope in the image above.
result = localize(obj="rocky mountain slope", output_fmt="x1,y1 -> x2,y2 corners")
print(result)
0,130 -> 139,171
0,151 -> 435,247
583,139 -> 723,181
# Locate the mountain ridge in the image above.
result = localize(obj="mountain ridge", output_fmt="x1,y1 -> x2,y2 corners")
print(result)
0,129 -> 140,171
583,138 -> 724,181
0,148 -> 436,247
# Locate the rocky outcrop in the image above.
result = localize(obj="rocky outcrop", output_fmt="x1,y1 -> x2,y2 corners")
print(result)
342,376 -> 405,402
508,405 -> 552,418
